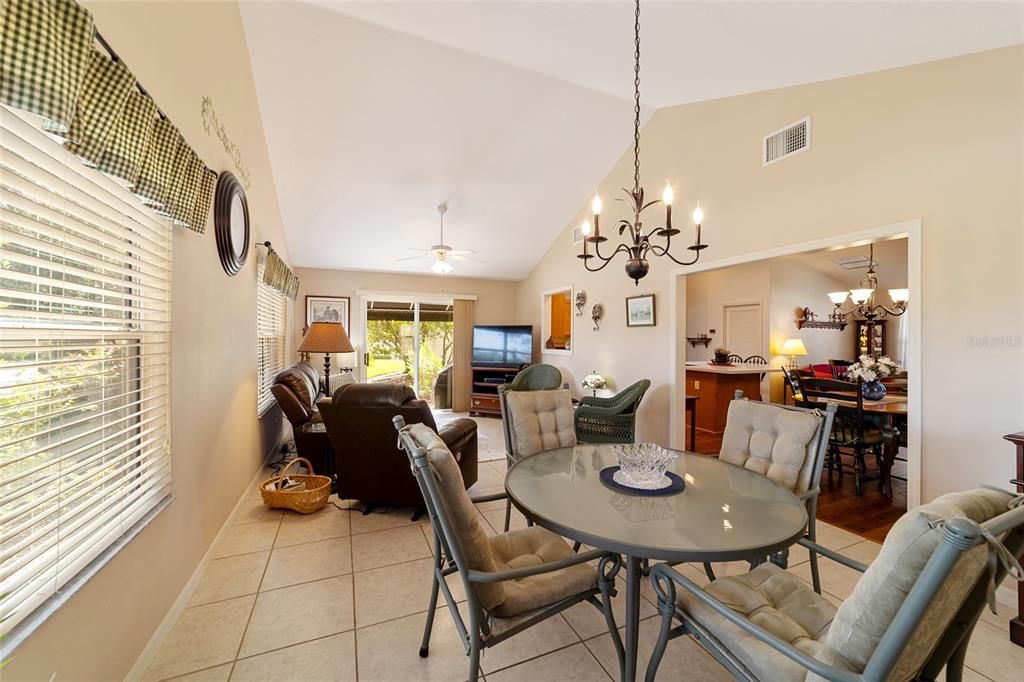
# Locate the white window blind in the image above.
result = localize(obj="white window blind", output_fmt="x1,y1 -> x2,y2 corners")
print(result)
257,262 -> 288,415
0,106 -> 172,638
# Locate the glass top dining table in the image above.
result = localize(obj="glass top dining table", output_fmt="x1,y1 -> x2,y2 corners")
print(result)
505,444 -> 808,682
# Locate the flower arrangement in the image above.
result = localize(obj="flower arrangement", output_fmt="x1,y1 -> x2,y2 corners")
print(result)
846,355 -> 901,383
713,346 -> 731,364
582,371 -> 607,396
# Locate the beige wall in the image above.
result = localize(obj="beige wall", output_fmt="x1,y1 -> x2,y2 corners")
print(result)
684,261 -> 771,363
518,46 -> 1024,502
294,268 -> 519,378
4,2 -> 293,679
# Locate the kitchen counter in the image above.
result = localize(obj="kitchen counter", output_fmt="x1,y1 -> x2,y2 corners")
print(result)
685,363 -> 777,434
685,361 -> 782,375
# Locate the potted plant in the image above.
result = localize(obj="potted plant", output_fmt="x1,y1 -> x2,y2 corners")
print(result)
846,355 -> 901,400
713,347 -> 731,365
581,371 -> 607,397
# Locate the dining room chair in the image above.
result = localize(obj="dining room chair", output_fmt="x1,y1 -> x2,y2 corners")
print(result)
800,377 -> 889,497
828,358 -> 854,381
646,487 -> 1024,682
726,353 -> 746,364
499,387 -> 577,530
743,354 -> 768,382
783,369 -> 805,405
715,390 -> 837,593
574,379 -> 651,445
393,417 -> 625,682
497,364 -> 563,466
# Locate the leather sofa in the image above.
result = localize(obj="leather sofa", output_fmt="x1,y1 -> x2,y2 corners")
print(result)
318,383 -> 478,507
270,362 -> 331,473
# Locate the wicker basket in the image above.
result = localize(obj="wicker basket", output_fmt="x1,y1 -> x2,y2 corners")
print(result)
260,457 -> 331,514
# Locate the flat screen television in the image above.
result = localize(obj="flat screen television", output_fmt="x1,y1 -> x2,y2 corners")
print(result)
472,325 -> 533,367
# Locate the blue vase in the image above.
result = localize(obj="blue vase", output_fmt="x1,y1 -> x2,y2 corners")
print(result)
861,380 -> 887,401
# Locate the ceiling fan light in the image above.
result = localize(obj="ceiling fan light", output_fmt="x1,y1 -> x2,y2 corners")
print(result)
432,259 -> 452,275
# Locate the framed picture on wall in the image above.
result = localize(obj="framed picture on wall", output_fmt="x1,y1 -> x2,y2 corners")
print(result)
305,295 -> 350,331
625,294 -> 656,327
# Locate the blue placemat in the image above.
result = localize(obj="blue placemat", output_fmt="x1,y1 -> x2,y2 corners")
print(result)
599,466 -> 686,497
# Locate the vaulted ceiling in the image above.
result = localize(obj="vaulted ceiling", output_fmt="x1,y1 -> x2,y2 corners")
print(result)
240,1 -> 1022,280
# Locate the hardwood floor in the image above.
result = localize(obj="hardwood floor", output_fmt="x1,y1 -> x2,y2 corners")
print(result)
688,428 -> 907,543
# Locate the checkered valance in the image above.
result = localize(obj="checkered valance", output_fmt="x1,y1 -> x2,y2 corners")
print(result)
264,248 -> 300,300
0,0 -> 214,234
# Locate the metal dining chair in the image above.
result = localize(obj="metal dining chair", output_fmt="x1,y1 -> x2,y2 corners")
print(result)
393,417 -> 625,682
715,390 -> 836,592
496,366 -> 565,531
646,487 -> 1024,682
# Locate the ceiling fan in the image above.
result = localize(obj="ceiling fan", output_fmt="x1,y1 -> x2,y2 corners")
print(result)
396,203 -> 480,274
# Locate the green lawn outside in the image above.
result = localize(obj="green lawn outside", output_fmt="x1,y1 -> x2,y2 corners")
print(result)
367,357 -> 406,379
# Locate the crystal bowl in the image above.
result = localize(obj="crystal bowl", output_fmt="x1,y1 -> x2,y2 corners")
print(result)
610,443 -> 677,490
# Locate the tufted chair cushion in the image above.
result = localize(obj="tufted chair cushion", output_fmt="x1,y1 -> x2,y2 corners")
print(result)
488,527 -> 597,618
678,562 -> 838,682
506,389 -> 577,459
809,488 -> 1013,682
404,422 -> 598,618
404,424 -> 504,609
718,400 -> 823,494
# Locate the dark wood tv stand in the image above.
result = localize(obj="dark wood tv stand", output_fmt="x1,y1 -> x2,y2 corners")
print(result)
469,365 -> 525,416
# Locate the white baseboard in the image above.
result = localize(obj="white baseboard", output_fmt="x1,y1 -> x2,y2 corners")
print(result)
125,455 -> 278,681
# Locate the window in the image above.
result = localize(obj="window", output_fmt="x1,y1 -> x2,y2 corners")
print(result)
257,262 -> 288,415
0,106 -> 172,638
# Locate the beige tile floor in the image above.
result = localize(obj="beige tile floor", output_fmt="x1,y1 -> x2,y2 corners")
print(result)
145,459 -> 1024,681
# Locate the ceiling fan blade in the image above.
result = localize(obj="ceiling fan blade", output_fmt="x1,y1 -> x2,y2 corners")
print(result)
452,253 -> 485,263
450,248 -> 477,256
394,254 -> 430,262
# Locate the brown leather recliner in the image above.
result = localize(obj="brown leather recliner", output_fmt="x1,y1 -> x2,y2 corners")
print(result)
270,362 -> 331,473
318,383 -> 478,507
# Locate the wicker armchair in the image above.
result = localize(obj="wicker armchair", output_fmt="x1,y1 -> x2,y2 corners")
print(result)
574,379 -> 651,444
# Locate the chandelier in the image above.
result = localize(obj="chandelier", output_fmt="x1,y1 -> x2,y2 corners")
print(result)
577,0 -> 708,285
827,243 -> 909,323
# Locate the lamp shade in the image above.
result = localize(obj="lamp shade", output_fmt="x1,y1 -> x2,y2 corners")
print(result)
780,338 -> 808,356
298,322 -> 354,354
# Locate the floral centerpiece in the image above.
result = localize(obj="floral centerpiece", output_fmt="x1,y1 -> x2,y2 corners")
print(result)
713,347 -> 731,365
581,371 -> 607,397
846,355 -> 901,400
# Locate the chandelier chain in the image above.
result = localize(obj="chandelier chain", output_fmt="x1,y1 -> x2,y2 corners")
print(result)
633,0 -> 641,197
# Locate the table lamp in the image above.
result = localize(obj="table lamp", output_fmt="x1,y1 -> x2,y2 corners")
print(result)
298,322 -> 354,393
780,338 -> 808,370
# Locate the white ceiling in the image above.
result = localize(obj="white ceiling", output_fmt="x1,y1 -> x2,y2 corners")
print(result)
240,1 -> 1022,279
788,238 -> 908,290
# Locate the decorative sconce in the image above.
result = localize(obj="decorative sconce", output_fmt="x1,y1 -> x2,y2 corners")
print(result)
591,303 -> 603,331
575,290 -> 587,317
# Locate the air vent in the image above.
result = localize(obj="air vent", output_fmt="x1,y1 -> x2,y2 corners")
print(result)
571,224 -> 585,245
833,255 -> 876,270
763,116 -> 810,166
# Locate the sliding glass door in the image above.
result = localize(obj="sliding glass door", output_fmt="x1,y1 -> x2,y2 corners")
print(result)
363,298 -> 454,409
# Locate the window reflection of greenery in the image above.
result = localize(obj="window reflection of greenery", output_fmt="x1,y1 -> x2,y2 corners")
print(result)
365,319 -> 453,403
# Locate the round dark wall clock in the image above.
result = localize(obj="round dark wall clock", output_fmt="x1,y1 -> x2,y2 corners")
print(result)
214,171 -> 250,276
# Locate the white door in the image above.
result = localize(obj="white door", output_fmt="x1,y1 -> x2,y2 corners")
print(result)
723,303 -> 763,359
